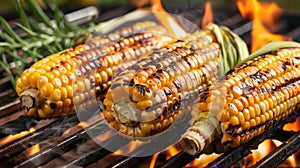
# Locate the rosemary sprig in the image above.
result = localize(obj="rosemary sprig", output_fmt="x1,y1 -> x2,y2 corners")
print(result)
0,0 -> 95,89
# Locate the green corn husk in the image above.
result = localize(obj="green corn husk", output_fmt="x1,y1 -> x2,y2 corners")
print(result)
242,41 -> 300,63
206,23 -> 249,76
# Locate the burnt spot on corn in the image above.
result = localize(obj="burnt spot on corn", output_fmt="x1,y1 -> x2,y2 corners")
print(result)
110,83 -> 122,89
170,62 -> 179,72
151,73 -> 163,80
162,107 -> 169,117
190,44 -> 197,51
50,103 -> 57,109
173,80 -> 181,89
164,87 -> 172,96
123,79 -> 135,86
197,91 -> 209,103
155,68 -> 162,74
135,84 -> 150,96
130,65 -> 141,71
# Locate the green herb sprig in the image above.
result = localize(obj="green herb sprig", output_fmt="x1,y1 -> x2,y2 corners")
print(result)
0,0 -> 95,88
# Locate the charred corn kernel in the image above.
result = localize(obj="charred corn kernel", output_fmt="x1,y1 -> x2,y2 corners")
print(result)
17,21 -> 176,118
180,47 -> 300,155
103,28 -> 222,137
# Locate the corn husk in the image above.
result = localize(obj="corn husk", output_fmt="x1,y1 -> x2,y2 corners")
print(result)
206,23 -> 249,76
241,41 -> 300,64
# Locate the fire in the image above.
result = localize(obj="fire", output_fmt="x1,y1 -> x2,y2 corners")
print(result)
0,127 -> 35,146
77,121 -> 90,128
151,0 -> 187,37
164,145 -> 180,160
27,143 -> 41,156
186,153 -> 220,167
202,0 -> 213,28
112,140 -> 144,156
149,153 -> 159,168
282,118 -> 300,167
272,140 -> 297,167
95,131 -> 114,142
236,0 -> 291,52
249,140 -> 273,166
149,145 -> 180,167
283,118 -> 300,132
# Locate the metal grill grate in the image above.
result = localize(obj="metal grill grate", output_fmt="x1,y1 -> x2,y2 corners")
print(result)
0,4 -> 300,168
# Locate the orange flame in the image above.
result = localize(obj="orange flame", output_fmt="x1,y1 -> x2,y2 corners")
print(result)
151,0 -> 187,37
112,140 -> 144,156
283,118 -> 300,132
149,145 -> 180,167
149,153 -> 159,168
27,143 -> 41,156
237,0 -> 291,52
272,140 -> 297,167
95,131 -> 114,142
202,0 -> 214,28
282,118 -> 300,167
164,145 -> 180,160
0,127 -> 35,146
186,153 -> 220,167
77,122 -> 90,128
249,140 -> 273,166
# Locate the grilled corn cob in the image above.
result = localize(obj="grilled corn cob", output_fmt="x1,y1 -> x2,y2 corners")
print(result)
16,21 -> 175,118
103,27 -> 233,138
179,47 -> 300,155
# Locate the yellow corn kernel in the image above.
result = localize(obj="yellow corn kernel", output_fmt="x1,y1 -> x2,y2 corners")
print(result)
17,21 -> 174,118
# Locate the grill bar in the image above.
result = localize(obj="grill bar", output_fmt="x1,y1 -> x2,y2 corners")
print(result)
62,135 -> 130,167
253,131 -> 300,168
13,119 -> 108,167
155,109 -> 300,168
109,117 -> 191,168
158,152 -> 195,168
0,114 -> 78,161
0,100 -> 21,118
0,4 -> 299,168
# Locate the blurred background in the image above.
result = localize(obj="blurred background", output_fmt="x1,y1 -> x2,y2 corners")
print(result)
1,0 -> 300,17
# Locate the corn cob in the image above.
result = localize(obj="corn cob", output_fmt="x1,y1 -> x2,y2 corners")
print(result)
16,21 -> 175,118
179,47 -> 300,155
103,28 -> 223,138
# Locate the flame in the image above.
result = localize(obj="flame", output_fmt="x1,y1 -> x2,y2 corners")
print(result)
202,0 -> 213,28
112,140 -> 144,156
236,0 -> 291,52
77,122 -> 90,128
282,118 -> 300,167
283,118 -> 300,132
164,145 -> 180,160
149,145 -> 180,167
272,140 -> 297,167
247,140 -> 274,167
149,153 -> 159,168
27,143 -> 41,156
0,127 -> 35,146
151,0 -> 187,37
186,153 -> 220,167
131,0 -> 150,8
95,131 -> 114,142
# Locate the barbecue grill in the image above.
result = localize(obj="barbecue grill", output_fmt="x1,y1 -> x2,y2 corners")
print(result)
0,1 -> 299,167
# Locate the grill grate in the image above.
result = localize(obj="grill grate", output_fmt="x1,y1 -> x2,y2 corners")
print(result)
0,3 -> 300,168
